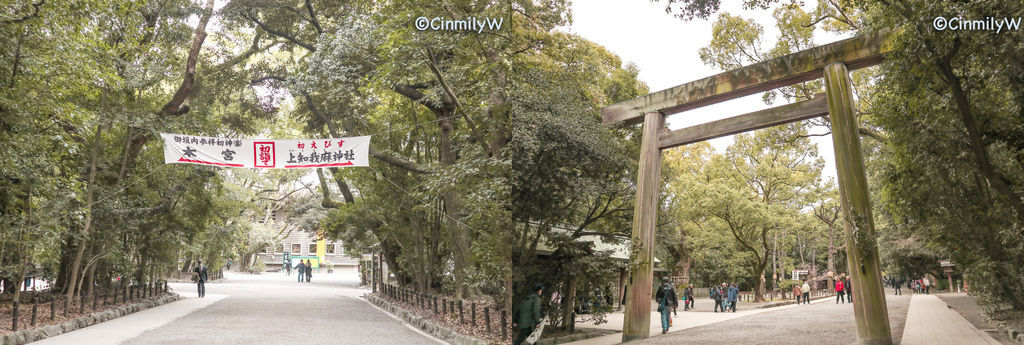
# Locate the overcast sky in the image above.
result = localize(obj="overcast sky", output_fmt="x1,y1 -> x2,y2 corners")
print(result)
567,0 -> 852,183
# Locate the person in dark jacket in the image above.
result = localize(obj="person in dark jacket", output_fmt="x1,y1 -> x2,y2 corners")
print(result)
655,277 -> 678,334
712,285 -> 724,312
305,260 -> 313,283
194,260 -> 208,298
727,283 -> 739,312
297,261 -> 306,283
845,278 -> 853,303
514,283 -> 543,345
683,284 -> 694,311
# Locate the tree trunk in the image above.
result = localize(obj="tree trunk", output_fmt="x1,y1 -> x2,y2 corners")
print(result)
66,124 -> 103,301
828,224 -> 836,290
753,261 -> 768,302
561,276 -> 576,330
440,115 -> 472,299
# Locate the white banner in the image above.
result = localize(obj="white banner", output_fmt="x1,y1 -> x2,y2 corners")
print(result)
160,133 -> 370,169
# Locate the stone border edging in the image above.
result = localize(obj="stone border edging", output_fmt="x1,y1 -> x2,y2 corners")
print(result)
1,293 -> 182,345
980,311 -> 1024,344
365,294 -> 491,345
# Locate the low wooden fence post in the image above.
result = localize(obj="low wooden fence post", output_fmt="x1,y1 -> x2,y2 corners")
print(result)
471,302 -> 476,326
484,306 -> 492,333
93,290 -> 98,311
63,298 -> 69,317
31,296 -> 38,327
459,300 -> 464,324
12,301 -> 19,331
50,296 -> 56,320
501,309 -> 508,340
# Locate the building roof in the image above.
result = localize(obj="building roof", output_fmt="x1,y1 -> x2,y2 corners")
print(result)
533,225 -> 661,264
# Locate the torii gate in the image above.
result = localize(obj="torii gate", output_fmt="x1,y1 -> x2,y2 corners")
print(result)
605,31 -> 894,345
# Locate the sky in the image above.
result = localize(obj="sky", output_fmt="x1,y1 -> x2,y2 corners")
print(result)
566,0 -> 852,183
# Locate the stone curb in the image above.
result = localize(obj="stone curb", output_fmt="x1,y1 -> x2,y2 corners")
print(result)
1,293 -> 182,345
980,311 -> 1024,344
366,294 -> 492,345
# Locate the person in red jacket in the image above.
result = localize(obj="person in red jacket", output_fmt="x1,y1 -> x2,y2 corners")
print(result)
835,279 -> 846,304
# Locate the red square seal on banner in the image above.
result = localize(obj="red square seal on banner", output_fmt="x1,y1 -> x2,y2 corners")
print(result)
254,142 -> 276,168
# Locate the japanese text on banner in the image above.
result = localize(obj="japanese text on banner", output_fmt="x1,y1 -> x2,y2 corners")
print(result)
160,133 -> 371,169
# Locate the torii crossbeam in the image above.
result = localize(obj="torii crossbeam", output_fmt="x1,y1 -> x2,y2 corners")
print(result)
604,30 -> 894,345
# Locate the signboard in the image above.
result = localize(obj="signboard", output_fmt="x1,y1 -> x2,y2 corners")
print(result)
161,133 -> 370,169
291,256 -> 320,269
791,269 -> 809,280
939,260 -> 955,267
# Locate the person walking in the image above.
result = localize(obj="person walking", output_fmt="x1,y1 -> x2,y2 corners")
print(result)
792,282 -> 803,304
721,283 -> 729,311
712,285 -> 724,312
513,283 -> 543,345
297,260 -> 306,283
922,277 -> 930,294
845,278 -> 853,303
801,280 -> 811,304
683,284 -> 694,311
835,278 -> 845,304
193,260 -> 208,298
727,283 -> 739,312
655,277 -> 678,334
305,260 -> 313,283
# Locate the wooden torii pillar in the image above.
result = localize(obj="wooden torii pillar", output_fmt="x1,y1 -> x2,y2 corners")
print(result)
603,31 -> 895,344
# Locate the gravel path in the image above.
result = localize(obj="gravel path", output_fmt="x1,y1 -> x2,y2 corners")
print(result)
635,289 -> 912,345
121,272 -> 440,345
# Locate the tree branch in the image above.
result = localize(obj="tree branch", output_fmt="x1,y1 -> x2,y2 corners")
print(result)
244,10 -> 316,51
208,33 -> 283,75
0,0 -> 44,25
160,0 -> 215,116
304,0 -> 323,34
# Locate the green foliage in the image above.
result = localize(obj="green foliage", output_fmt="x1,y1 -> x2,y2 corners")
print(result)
864,0 -> 1024,310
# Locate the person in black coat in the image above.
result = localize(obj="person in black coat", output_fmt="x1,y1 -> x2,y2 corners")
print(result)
194,261 -> 208,298
305,260 -> 313,283
655,277 -> 678,334
297,261 -> 306,282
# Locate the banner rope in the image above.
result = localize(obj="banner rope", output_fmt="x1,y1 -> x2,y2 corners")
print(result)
77,112 -> 471,215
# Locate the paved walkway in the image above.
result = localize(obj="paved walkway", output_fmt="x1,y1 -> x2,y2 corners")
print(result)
569,290 -> 1002,345
901,293 -> 1000,345
566,296 -> 835,344
33,293 -> 227,345
36,271 -> 442,345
